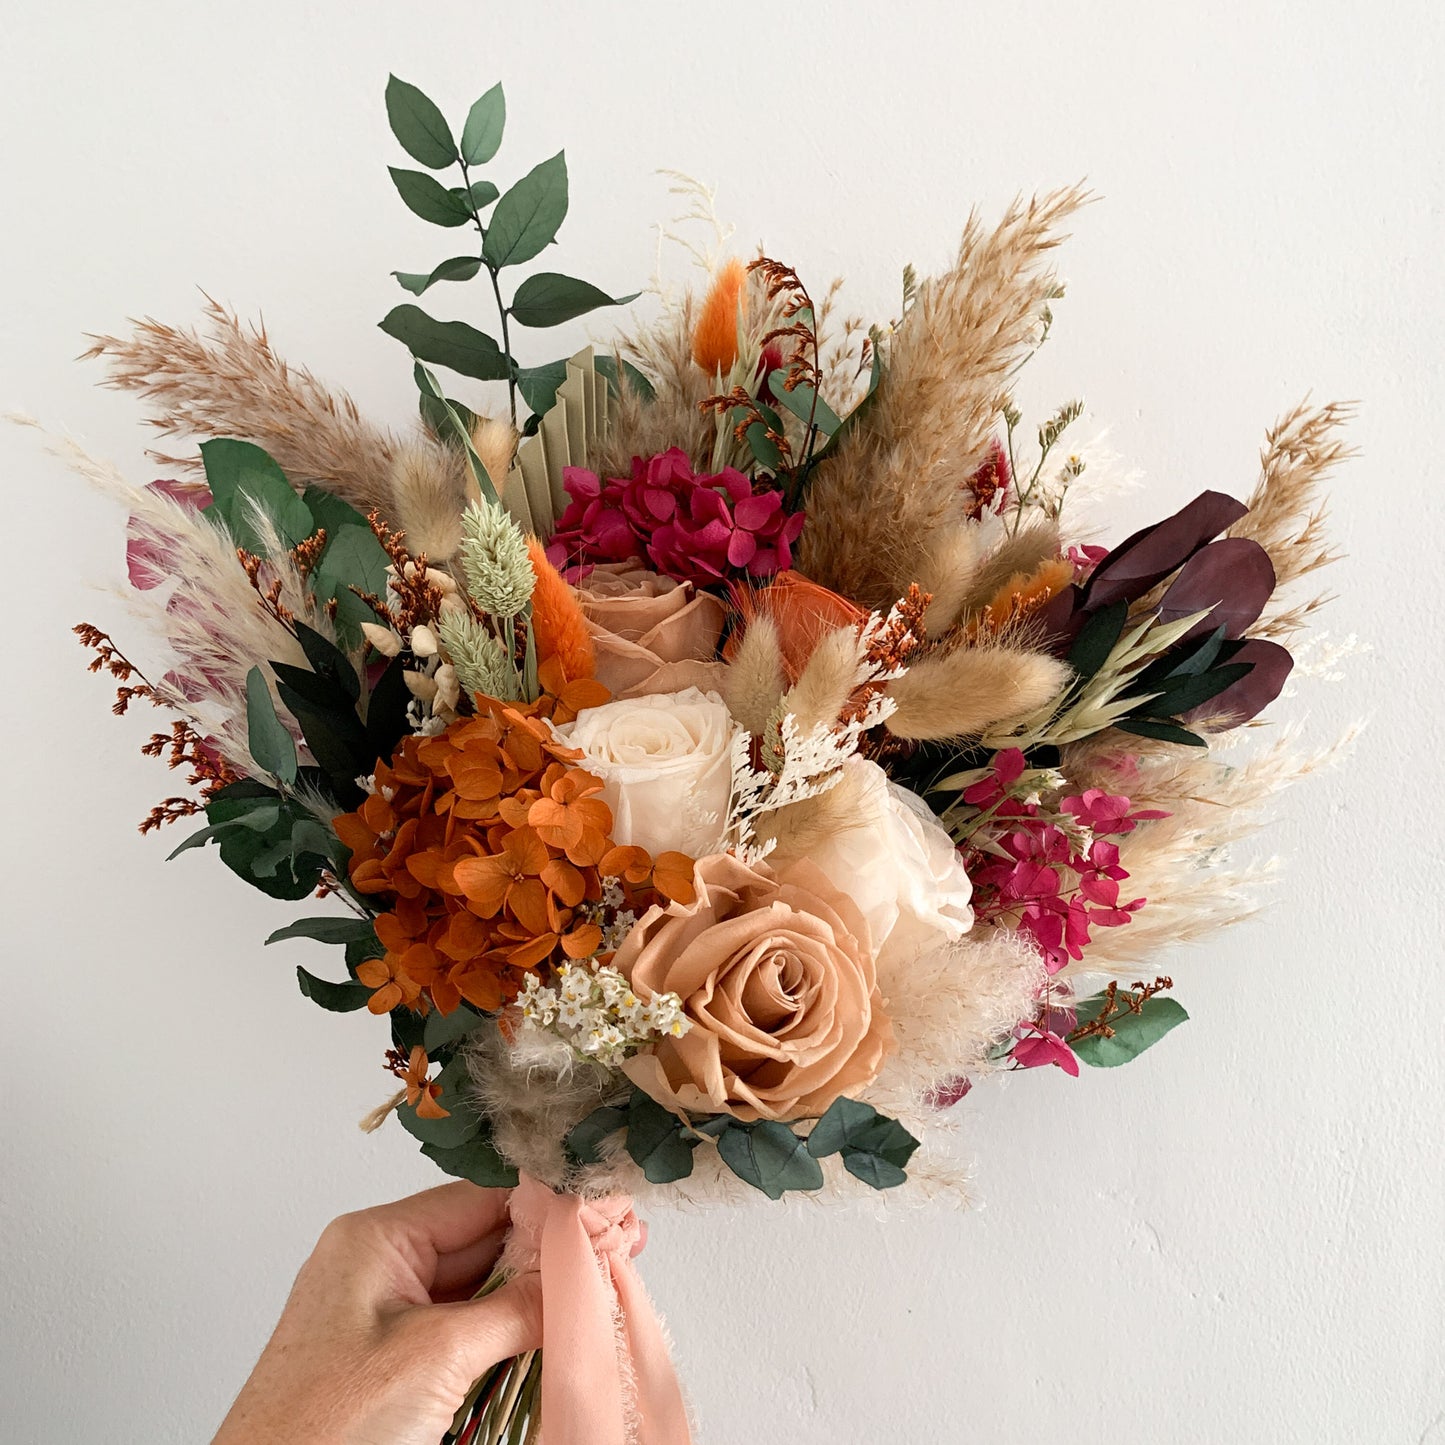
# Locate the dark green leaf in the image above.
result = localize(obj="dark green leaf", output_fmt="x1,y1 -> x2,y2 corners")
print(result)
393,255 -> 483,296
509,273 -> 638,328
422,1132 -> 518,1187
244,667 -> 298,784
365,655 -> 412,768
424,1004 -> 485,1052
594,355 -> 656,402
200,438 -> 314,554
1114,717 -> 1208,747
624,1090 -> 696,1184
717,1120 -> 823,1199
1072,997 -> 1189,1067
380,304 -> 510,380
483,151 -> 568,268
566,1104 -> 629,1165
345,930 -> 385,974
744,419 -> 782,472
459,82 -> 505,165
1067,600 -> 1129,682
266,916 -> 375,946
1137,661 -> 1253,718
766,371 -> 843,436
313,524 -> 391,645
805,1098 -> 918,1190
385,75 -> 457,169
841,1153 -> 908,1189
206,793 -> 329,900
412,364 -> 501,504
419,390 -> 479,443
301,485 -> 371,538
390,1006 -> 428,1054
514,359 -> 569,417
396,1055 -> 481,1148
296,966 -> 372,1012
294,622 -> 361,703
388,167 -> 473,228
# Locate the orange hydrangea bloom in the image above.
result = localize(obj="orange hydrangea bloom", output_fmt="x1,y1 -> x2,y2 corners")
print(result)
335,683 -> 695,1018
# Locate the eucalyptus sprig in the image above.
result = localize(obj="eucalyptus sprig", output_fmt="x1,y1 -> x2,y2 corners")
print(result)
379,75 -> 637,429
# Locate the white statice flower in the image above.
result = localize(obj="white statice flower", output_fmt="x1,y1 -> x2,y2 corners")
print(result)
517,962 -> 691,1068
802,756 -> 974,969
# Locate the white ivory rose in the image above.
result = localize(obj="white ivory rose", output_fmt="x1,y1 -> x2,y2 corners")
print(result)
552,687 -> 737,858
803,756 -> 974,969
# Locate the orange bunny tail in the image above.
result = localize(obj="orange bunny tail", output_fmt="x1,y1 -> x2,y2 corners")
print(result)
527,539 -> 596,682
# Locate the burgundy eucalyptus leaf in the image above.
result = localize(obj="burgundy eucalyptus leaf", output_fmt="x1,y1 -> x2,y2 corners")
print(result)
1158,537 -> 1277,642
1036,583 -> 1086,654
1182,638 -> 1294,726
1082,489 -> 1249,609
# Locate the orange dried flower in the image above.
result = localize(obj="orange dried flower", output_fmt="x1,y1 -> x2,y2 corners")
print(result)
528,539 -> 595,683
336,687 -> 694,1017
729,571 -> 868,683
691,257 -> 748,377
968,557 -> 1075,639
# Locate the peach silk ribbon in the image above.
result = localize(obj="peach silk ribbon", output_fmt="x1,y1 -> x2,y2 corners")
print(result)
506,1173 -> 692,1445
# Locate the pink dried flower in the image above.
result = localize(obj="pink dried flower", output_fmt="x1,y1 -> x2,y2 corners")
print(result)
1011,1025 -> 1079,1076
546,447 -> 804,590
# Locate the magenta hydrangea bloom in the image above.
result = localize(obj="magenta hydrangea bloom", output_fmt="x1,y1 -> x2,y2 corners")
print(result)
545,447 -> 804,589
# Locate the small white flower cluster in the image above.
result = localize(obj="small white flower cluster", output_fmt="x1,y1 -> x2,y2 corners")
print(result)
518,963 -> 690,1067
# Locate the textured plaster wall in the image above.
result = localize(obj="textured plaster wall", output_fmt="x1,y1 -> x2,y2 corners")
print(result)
2,2 -> 1442,1441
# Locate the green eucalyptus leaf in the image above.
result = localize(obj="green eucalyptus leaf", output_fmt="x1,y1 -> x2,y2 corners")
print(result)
566,1104 -> 629,1165
419,390 -> 480,443
301,485 -> 371,538
296,966 -> 372,1012
396,1055 -> 482,1147
422,1132 -> 518,1187
744,418 -> 782,472
200,438 -> 314,554
841,1153 -> 909,1189
466,178 -> 500,210
717,1120 -> 823,1199
509,272 -> 639,328
245,666 -> 298,784
483,151 -> 568,268
388,166 -> 473,228
267,916 -> 376,946
624,1091 -> 696,1184
412,363 -> 501,505
766,371 -> 843,436
385,75 -> 457,169
1072,997 -> 1189,1068
380,304 -> 510,380
514,359 -> 569,418
423,1004 -> 486,1053
393,255 -> 483,296
460,82 -> 506,165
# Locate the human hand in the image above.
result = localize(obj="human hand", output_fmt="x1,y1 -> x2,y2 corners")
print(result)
211,1181 -> 542,1445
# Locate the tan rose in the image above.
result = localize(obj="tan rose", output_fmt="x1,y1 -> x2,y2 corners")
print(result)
576,562 -> 727,699
615,853 -> 894,1122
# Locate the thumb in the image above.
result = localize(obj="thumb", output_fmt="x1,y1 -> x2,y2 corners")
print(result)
437,1273 -> 544,1372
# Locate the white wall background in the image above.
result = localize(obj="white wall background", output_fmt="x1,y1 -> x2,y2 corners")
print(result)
2,3 -> 1441,1441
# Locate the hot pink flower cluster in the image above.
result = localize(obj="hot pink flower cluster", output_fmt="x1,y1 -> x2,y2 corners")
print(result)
545,447 -> 805,589
964,749 -> 1167,974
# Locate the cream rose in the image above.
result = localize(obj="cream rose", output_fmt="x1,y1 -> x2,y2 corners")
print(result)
551,687 -> 736,857
576,562 -> 727,699
791,757 -> 974,971
616,853 -> 894,1121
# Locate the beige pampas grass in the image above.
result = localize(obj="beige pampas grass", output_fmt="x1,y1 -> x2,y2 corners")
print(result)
886,643 -> 1071,741
1229,400 -> 1355,640
721,615 -> 785,735
386,442 -> 468,562
83,296 -> 401,516
20,419 -> 326,776
799,186 -> 1091,608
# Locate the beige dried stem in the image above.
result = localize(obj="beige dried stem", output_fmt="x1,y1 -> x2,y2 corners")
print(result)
799,185 -> 1092,609
83,295 -> 403,516
1229,399 -> 1356,640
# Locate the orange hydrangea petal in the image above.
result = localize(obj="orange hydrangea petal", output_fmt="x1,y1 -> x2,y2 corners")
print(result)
415,1087 -> 450,1120
450,856 -> 511,915
507,877 -> 552,936
562,922 -> 604,959
599,845 -> 652,883
653,851 -> 698,905
505,826 -> 551,876
541,857 -> 586,907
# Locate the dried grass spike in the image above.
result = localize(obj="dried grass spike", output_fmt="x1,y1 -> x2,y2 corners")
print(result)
722,616 -> 785,736
387,442 -> 468,563
886,644 -> 1070,741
